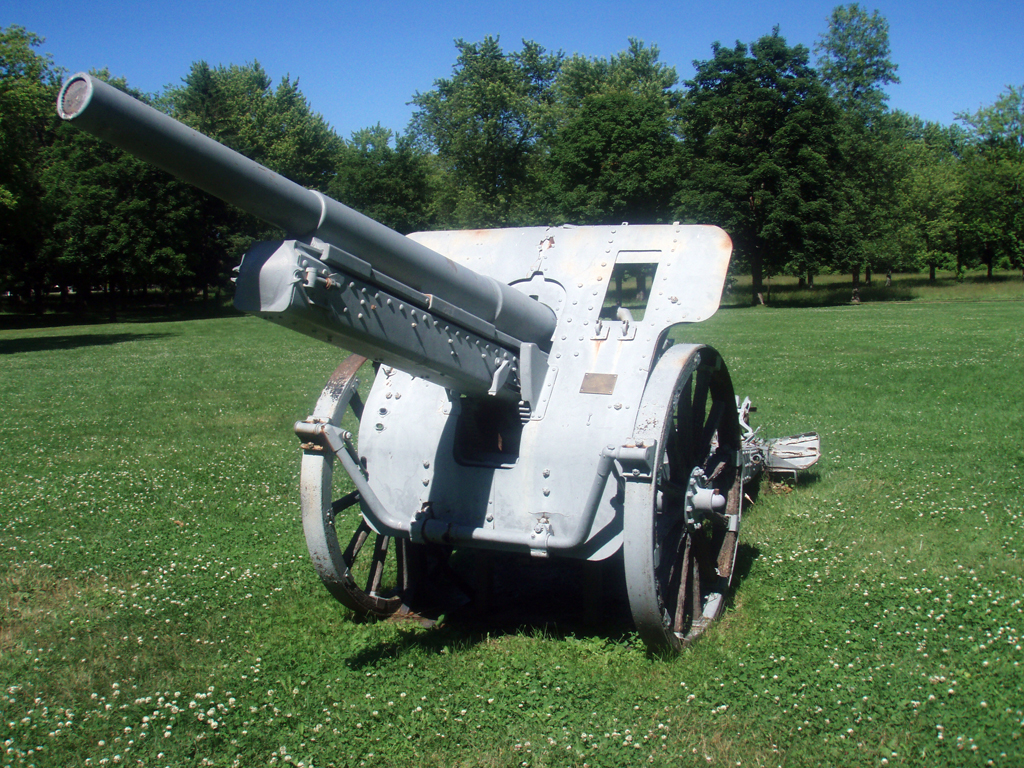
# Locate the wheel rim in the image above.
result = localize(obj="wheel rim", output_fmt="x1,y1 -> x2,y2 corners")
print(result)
624,345 -> 743,652
299,355 -> 412,618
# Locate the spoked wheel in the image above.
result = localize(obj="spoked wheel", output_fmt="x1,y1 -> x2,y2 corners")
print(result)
624,345 -> 744,652
299,354 -> 422,619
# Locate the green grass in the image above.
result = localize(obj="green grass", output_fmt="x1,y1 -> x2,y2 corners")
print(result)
1,297 -> 1022,767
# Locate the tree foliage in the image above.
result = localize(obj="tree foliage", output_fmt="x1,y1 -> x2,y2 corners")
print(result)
329,125 -> 431,234
409,36 -> 562,226
814,3 -> 899,118
676,30 -> 839,301
957,85 -> 1024,275
815,3 -> 903,284
0,26 -> 62,304
2,12 -> 1022,317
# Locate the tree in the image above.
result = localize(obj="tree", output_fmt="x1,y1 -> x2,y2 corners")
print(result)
815,4 -> 901,285
164,61 -> 346,299
329,125 -> 432,234
0,26 -> 62,306
546,40 -> 681,226
676,30 -> 839,302
893,114 -> 966,279
815,3 -> 899,117
553,38 -> 679,112
41,72 -> 194,317
549,90 -> 678,224
957,85 -> 1024,277
409,37 -> 562,227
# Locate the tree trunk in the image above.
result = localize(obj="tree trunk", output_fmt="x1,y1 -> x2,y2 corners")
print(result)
634,267 -> 647,302
929,262 -> 936,282
851,267 -> 860,287
864,266 -> 872,285
807,270 -> 815,289
108,281 -> 118,323
750,247 -> 764,305
615,270 -> 623,305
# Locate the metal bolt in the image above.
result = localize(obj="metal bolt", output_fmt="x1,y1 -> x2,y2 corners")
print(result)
486,514 -> 494,522
422,478 -> 429,486
423,460 -> 430,469
632,469 -> 640,477
543,488 -> 550,496
542,469 -> 550,478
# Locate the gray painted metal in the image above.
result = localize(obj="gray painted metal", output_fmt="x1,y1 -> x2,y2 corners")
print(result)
349,225 -> 733,561
56,73 -> 555,348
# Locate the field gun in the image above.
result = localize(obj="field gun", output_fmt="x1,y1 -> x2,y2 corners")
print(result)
58,73 -> 818,651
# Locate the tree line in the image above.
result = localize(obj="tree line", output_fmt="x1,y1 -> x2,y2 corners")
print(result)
1,5 -> 1022,313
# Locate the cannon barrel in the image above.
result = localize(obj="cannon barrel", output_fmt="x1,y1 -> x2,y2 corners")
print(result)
56,73 -> 556,346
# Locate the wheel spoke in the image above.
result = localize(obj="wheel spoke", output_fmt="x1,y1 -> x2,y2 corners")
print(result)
674,375 -> 693,472
700,397 -> 727,462
691,367 -> 709,457
672,534 -> 693,634
365,534 -> 390,596
331,490 -> 361,515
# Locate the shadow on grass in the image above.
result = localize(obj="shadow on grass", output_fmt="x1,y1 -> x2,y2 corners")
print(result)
722,286 -> 916,309
730,543 -> 762,591
342,534 -> 772,666
0,301 -> 242,331
0,332 -> 176,355
344,552 -> 638,668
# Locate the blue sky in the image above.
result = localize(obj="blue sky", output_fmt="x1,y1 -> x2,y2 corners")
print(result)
5,0 -> 1022,139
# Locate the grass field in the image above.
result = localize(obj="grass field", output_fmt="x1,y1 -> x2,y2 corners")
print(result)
1,292 -> 1022,767
721,269 -> 1024,308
